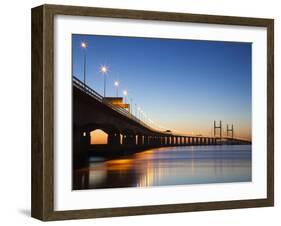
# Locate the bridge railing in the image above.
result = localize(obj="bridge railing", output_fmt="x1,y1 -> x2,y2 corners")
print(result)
73,76 -> 164,134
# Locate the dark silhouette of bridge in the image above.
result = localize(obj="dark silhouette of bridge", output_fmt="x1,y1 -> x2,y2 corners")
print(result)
73,77 -> 251,169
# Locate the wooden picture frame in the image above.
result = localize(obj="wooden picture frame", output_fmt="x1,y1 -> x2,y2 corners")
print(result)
31,4 -> 274,221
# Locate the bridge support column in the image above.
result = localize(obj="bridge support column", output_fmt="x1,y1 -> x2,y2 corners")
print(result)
170,136 -> 174,145
158,136 -> 162,145
122,135 -> 128,145
149,136 -> 153,145
130,134 -> 136,145
108,132 -> 121,146
151,136 -> 155,145
180,136 -> 183,145
166,136 -> 170,146
123,134 -> 136,145
157,136 -> 161,145
160,136 -> 165,145
155,136 -> 158,145
174,136 -> 177,145
137,134 -> 143,145
188,137 -> 191,145
161,137 -> 164,146
73,127 -> 90,170
148,136 -> 152,145
184,137 -> 187,145
143,135 -> 149,145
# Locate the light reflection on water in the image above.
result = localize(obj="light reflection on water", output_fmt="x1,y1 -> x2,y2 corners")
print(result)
73,145 -> 252,190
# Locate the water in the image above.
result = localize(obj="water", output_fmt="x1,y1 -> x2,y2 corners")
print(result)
73,145 -> 252,190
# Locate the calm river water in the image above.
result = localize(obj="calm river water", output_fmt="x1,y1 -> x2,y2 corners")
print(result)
73,145 -> 252,190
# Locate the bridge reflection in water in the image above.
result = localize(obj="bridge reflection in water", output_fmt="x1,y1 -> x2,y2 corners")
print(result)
73,145 -> 251,190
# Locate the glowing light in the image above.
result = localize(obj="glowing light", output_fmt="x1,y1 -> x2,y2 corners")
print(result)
114,81 -> 119,86
100,65 -> 108,74
123,90 -> 128,96
81,42 -> 87,48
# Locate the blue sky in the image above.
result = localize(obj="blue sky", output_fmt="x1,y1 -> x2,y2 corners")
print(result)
72,34 -> 252,139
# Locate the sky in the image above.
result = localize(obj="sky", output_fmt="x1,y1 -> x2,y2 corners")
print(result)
72,34 -> 252,140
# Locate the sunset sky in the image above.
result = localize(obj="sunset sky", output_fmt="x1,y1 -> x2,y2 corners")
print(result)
72,34 -> 252,140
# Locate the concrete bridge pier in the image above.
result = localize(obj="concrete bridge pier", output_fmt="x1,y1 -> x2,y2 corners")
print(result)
203,137 -> 206,145
154,136 -> 158,145
137,134 -> 143,146
150,136 -> 153,145
146,136 -> 150,145
162,137 -> 165,146
188,137 -> 191,145
171,136 -> 174,145
123,134 -> 136,146
143,135 -> 149,146
151,136 -> 156,145
175,136 -> 179,146
73,126 -> 91,170
108,132 -> 121,146
214,138 -> 217,145
156,136 -> 160,145
167,136 -> 171,146
180,136 -> 183,145
161,136 -> 165,145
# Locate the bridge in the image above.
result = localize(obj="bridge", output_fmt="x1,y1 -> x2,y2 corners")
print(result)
73,77 -> 251,169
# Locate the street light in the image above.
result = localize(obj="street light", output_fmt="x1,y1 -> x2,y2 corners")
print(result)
100,65 -> 108,97
114,81 -> 119,97
130,98 -> 133,114
137,106 -> 141,119
80,41 -> 87,89
123,90 -> 128,104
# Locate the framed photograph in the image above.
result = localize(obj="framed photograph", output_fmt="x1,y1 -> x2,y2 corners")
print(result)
31,4 -> 274,221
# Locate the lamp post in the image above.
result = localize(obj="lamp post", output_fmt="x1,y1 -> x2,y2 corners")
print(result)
81,41 -> 87,89
100,65 -> 108,97
123,90 -> 128,104
130,98 -> 133,114
114,81 -> 119,97
137,106 -> 141,120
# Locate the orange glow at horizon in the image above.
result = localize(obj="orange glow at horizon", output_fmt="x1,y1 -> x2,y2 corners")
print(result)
90,129 -> 108,144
